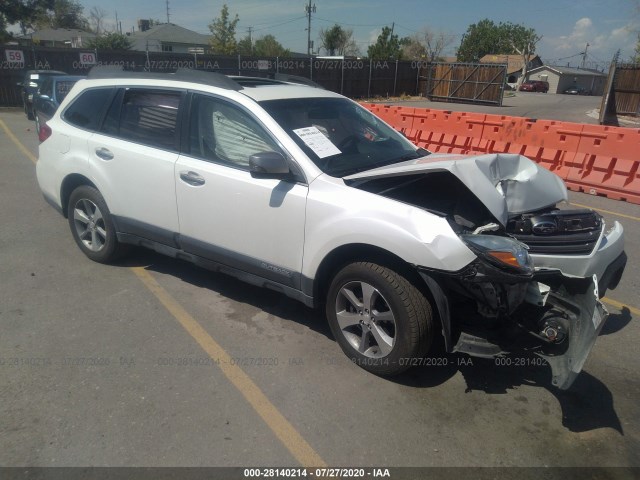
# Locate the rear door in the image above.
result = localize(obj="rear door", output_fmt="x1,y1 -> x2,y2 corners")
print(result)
88,87 -> 183,246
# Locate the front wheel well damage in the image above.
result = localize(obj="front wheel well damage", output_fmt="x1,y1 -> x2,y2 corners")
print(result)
60,174 -> 97,218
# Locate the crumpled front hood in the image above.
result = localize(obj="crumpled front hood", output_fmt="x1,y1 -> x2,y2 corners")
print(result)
344,153 -> 568,226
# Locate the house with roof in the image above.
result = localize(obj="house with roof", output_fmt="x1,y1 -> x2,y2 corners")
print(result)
126,22 -> 211,53
480,54 -> 543,83
16,28 -> 96,48
525,65 -> 607,95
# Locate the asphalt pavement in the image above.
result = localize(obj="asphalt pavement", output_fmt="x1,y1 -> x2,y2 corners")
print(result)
0,108 -> 639,473
391,92 -> 608,125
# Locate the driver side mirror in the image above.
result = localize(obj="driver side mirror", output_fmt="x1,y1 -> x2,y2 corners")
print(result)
249,151 -> 291,180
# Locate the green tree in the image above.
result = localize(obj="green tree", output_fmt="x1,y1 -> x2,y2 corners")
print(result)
502,22 -> 542,85
237,34 -> 252,55
634,33 -> 640,63
319,24 -> 358,56
0,16 -> 10,42
35,0 -> 88,30
86,32 -> 132,50
367,26 -> 405,59
456,19 -> 515,62
402,28 -> 454,62
1,0 -> 54,33
208,4 -> 239,55
253,34 -> 289,56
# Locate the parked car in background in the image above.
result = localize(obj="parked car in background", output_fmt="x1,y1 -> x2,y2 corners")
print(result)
17,70 -> 67,119
519,80 -> 549,93
33,75 -> 85,135
563,86 -> 590,95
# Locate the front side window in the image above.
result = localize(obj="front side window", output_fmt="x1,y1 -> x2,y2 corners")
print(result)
112,89 -> 182,151
63,87 -> 114,131
259,97 -> 425,177
189,94 -> 279,169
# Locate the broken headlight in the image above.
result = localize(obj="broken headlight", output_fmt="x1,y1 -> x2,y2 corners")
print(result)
461,235 -> 533,274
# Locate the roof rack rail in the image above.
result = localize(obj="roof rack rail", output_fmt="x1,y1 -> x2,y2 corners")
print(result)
273,73 -> 323,89
86,66 -> 242,91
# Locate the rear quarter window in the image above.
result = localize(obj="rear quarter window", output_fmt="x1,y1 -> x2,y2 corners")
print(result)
63,87 -> 114,131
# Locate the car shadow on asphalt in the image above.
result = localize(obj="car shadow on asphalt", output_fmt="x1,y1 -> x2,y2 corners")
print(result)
116,247 -> 332,339
393,335 -> 623,434
115,249 -> 623,435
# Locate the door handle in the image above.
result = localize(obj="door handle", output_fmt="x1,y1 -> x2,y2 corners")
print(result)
179,170 -> 205,186
95,147 -> 114,160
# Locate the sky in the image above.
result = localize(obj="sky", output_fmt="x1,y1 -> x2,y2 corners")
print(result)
52,0 -> 640,67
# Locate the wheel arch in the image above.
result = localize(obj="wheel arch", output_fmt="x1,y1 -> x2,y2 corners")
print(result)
310,243 -> 444,322
60,174 -> 97,218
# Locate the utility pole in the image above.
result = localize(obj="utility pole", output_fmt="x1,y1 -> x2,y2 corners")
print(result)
115,11 -> 119,33
247,26 -> 253,54
166,0 -> 170,24
305,0 -> 316,56
581,42 -> 589,69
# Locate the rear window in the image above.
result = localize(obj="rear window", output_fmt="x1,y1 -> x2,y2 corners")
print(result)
63,88 -> 114,131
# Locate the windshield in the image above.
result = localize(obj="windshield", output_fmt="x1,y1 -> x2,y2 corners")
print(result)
259,97 -> 428,177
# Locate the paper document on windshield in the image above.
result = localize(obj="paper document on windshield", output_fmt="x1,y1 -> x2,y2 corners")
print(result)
293,126 -> 341,159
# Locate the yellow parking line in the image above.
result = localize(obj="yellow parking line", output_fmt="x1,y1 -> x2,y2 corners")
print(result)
131,267 -> 327,467
571,202 -> 640,222
602,297 -> 640,316
0,118 -> 37,164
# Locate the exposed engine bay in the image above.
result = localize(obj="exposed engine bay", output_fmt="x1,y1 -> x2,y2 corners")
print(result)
345,153 -> 626,389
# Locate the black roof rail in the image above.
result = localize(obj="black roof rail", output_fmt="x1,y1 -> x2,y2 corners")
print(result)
274,73 -> 324,89
86,66 -> 242,91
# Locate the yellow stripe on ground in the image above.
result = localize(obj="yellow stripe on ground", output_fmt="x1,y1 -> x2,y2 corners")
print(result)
571,202 -> 640,222
131,267 -> 327,467
0,118 -> 37,164
602,297 -> 640,317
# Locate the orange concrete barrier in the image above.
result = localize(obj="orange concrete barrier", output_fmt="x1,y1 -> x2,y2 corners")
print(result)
410,110 -> 485,154
363,103 -> 640,205
479,115 -> 581,178
565,125 -> 640,203
361,104 -> 415,134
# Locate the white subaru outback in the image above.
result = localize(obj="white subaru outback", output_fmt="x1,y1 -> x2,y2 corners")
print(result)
36,68 -> 626,389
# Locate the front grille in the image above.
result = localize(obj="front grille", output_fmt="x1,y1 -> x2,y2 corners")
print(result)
507,209 -> 602,256
511,230 -> 602,255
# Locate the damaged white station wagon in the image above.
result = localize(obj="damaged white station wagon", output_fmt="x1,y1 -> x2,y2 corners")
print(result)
36,68 -> 627,389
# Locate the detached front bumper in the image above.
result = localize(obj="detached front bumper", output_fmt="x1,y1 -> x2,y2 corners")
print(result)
535,275 -> 608,389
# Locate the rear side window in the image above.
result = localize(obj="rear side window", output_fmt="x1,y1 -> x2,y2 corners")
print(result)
40,78 -> 53,97
55,81 -> 77,103
63,88 -> 114,131
114,89 -> 181,151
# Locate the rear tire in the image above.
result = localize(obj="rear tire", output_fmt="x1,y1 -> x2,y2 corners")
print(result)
67,186 -> 128,263
326,262 -> 433,376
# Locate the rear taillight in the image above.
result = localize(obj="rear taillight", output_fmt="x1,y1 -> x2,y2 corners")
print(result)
38,123 -> 52,143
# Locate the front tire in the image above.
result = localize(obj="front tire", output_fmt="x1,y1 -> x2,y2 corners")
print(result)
326,262 -> 433,376
67,186 -> 127,263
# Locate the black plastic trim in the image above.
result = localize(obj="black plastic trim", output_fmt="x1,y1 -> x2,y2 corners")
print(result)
87,67 -> 243,91
180,235 -> 301,290
112,216 -> 179,248
116,232 -> 313,307
42,193 -> 63,216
